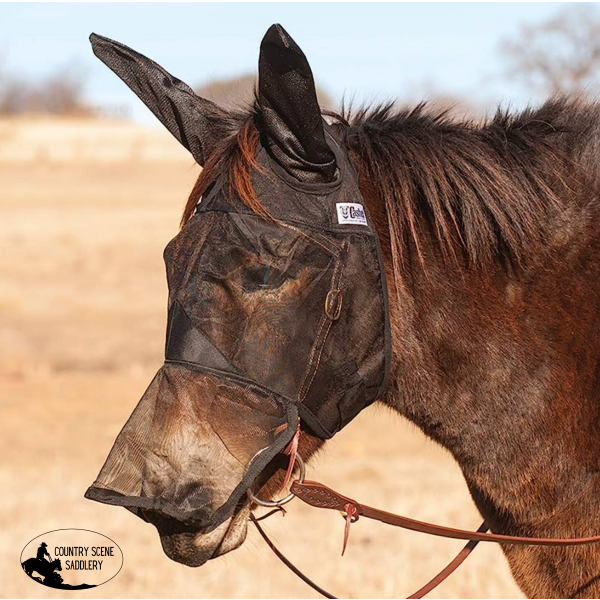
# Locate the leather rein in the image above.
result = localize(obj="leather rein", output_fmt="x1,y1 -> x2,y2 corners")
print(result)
250,476 -> 600,598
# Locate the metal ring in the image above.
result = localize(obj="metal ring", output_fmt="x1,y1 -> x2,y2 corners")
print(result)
246,451 -> 305,507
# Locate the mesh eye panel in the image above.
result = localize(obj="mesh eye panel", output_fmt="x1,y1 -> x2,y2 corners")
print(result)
169,212 -> 340,400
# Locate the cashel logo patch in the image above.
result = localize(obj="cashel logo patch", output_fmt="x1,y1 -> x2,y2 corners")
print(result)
20,529 -> 123,590
336,202 -> 368,225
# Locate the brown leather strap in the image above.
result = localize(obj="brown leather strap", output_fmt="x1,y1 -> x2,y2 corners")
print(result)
407,524 -> 487,599
292,480 -> 600,546
254,479 -> 600,599
250,514 -> 336,599
250,512 -> 485,599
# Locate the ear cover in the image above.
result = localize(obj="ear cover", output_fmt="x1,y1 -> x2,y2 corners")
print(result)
89,33 -> 226,165
258,24 -> 337,183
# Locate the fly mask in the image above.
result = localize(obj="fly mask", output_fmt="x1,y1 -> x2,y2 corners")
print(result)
85,24 -> 390,541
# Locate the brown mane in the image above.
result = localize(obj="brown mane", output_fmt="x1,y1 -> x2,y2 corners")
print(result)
183,97 -> 600,275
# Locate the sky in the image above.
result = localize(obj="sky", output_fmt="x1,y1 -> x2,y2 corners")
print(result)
1,2 -> 575,123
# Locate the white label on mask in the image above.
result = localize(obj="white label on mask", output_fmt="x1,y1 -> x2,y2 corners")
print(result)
336,202 -> 368,225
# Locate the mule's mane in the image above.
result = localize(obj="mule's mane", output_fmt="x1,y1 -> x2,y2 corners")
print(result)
183,97 -> 598,271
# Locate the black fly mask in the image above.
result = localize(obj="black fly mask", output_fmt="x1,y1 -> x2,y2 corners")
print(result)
85,25 -> 390,545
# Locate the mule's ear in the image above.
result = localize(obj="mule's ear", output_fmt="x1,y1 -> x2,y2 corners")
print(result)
89,33 -> 226,166
258,24 -> 337,183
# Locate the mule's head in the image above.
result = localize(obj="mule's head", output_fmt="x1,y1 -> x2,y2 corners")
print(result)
85,25 -> 389,566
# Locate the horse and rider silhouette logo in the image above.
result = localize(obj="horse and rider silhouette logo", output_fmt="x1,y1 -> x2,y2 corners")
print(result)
21,541 -> 96,590
20,529 -> 123,590
21,542 -> 75,589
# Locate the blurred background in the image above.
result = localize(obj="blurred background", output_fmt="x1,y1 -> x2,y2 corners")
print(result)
2,3 -> 600,598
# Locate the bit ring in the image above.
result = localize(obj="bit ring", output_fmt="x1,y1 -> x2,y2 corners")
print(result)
246,450 -> 305,507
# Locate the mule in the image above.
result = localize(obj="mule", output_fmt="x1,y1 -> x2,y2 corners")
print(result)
86,25 -> 600,598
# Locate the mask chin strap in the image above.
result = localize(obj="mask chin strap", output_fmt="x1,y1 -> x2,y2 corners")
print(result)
250,476 -> 600,598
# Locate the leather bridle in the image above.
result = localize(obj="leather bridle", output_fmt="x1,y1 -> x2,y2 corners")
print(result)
248,454 -> 600,598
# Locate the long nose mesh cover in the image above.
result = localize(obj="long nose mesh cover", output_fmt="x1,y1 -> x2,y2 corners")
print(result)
85,128 -> 390,530
86,365 -> 297,528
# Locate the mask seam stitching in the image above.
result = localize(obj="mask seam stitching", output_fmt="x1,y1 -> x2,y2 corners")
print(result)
296,251 -> 345,402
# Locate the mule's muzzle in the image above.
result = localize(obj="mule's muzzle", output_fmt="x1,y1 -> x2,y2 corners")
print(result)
85,364 -> 298,534
143,502 -> 250,567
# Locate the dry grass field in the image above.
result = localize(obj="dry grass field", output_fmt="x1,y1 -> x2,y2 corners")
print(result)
0,117 -> 523,599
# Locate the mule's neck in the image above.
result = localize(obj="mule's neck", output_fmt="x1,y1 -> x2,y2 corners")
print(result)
374,199 -> 600,531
